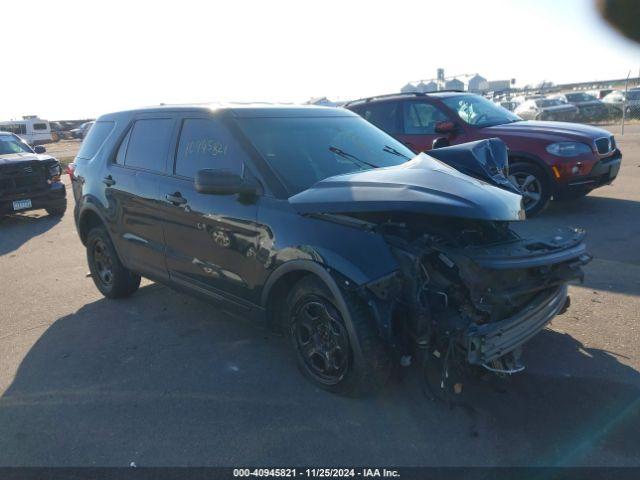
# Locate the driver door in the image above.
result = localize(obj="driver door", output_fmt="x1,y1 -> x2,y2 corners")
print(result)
157,115 -> 261,308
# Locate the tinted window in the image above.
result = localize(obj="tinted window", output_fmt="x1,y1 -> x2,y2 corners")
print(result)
403,102 -> 449,134
174,119 -> 243,178
124,118 -> 174,172
353,102 -> 400,133
237,116 -> 412,195
627,91 -> 640,100
76,121 -> 115,159
0,124 -> 26,135
115,129 -> 132,165
33,123 -> 48,130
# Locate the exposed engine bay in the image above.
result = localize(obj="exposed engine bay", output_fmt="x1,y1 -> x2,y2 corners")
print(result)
348,212 -> 592,398
296,138 -> 592,398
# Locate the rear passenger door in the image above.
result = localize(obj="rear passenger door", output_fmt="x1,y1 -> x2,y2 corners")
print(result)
157,114 -> 260,307
107,114 -> 178,280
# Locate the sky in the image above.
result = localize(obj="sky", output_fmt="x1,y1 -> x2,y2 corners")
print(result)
1,0 -> 639,120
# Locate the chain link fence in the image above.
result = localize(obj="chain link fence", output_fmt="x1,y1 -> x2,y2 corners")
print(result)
490,75 -> 640,135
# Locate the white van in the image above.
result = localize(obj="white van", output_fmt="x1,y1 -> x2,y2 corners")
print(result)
0,116 -> 53,145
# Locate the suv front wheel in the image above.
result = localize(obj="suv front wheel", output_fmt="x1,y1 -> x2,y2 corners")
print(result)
87,226 -> 141,298
285,275 -> 391,396
508,163 -> 551,217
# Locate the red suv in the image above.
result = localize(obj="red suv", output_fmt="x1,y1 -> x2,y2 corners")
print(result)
346,92 -> 622,216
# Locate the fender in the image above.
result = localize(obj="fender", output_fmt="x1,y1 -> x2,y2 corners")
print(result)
260,259 -> 367,365
76,199 -> 127,263
508,150 -> 556,185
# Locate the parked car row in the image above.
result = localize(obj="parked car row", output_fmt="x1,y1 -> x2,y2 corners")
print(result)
0,118 -> 95,145
496,88 -> 640,122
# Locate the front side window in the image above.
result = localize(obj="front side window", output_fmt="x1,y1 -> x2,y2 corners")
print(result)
403,102 -> 449,134
124,118 -> 174,172
33,123 -> 48,131
236,115 -> 413,195
76,121 -> 115,160
442,94 -> 521,127
0,134 -> 32,155
174,118 -> 244,179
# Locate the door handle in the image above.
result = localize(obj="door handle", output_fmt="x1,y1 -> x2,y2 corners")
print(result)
165,192 -> 187,206
102,175 -> 116,187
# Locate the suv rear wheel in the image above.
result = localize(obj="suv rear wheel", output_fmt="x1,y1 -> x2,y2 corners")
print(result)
285,275 -> 390,396
46,204 -> 67,217
87,226 -> 140,298
508,163 -> 551,217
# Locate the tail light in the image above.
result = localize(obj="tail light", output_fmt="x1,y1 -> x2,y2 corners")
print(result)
66,163 -> 76,178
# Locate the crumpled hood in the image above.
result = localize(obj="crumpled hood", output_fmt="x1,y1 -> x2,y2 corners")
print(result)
289,152 -> 525,221
0,153 -> 56,166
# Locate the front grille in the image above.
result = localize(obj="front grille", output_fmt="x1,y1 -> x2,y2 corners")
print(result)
0,162 -> 47,197
595,136 -> 615,155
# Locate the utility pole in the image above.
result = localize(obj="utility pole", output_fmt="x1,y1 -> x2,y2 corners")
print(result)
622,70 -> 630,136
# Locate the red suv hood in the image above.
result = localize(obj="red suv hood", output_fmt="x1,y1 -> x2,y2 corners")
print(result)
481,120 -> 611,143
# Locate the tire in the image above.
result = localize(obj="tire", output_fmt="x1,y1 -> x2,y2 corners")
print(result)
508,162 -> 551,218
46,204 -> 67,217
285,275 -> 391,396
86,226 -> 141,299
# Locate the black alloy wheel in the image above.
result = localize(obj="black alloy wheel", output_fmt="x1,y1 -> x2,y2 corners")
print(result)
93,238 -> 114,288
291,297 -> 350,385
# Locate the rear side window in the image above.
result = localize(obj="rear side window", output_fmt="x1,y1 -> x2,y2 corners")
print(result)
124,118 -> 174,172
174,118 -> 243,178
33,123 -> 48,131
76,121 -> 115,159
353,102 -> 401,134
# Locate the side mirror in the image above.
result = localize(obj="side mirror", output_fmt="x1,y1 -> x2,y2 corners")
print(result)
432,137 -> 450,149
34,145 -> 46,154
195,169 -> 258,196
434,121 -> 457,134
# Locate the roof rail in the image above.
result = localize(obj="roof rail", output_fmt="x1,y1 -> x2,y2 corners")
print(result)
344,90 -> 464,107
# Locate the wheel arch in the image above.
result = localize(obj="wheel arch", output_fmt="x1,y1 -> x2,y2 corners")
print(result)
78,206 -> 107,245
508,151 -> 556,185
261,260 -> 367,363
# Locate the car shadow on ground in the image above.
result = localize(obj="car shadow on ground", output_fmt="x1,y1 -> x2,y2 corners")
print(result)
514,194 -> 640,296
1,284 -> 638,466
0,212 -> 62,257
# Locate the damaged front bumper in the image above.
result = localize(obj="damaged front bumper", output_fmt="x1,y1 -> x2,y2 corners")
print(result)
465,284 -> 568,365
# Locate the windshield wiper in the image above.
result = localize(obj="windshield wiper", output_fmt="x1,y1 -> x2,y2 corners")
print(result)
382,145 -> 410,160
329,146 -> 379,169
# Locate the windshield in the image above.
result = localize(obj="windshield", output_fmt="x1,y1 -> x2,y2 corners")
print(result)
0,134 -> 32,155
536,99 -> 564,107
441,94 -> 521,127
236,115 -> 413,195
565,92 -> 596,102
627,90 -> 640,100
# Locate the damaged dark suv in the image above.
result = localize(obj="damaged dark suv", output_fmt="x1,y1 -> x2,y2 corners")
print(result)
70,105 -> 590,396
